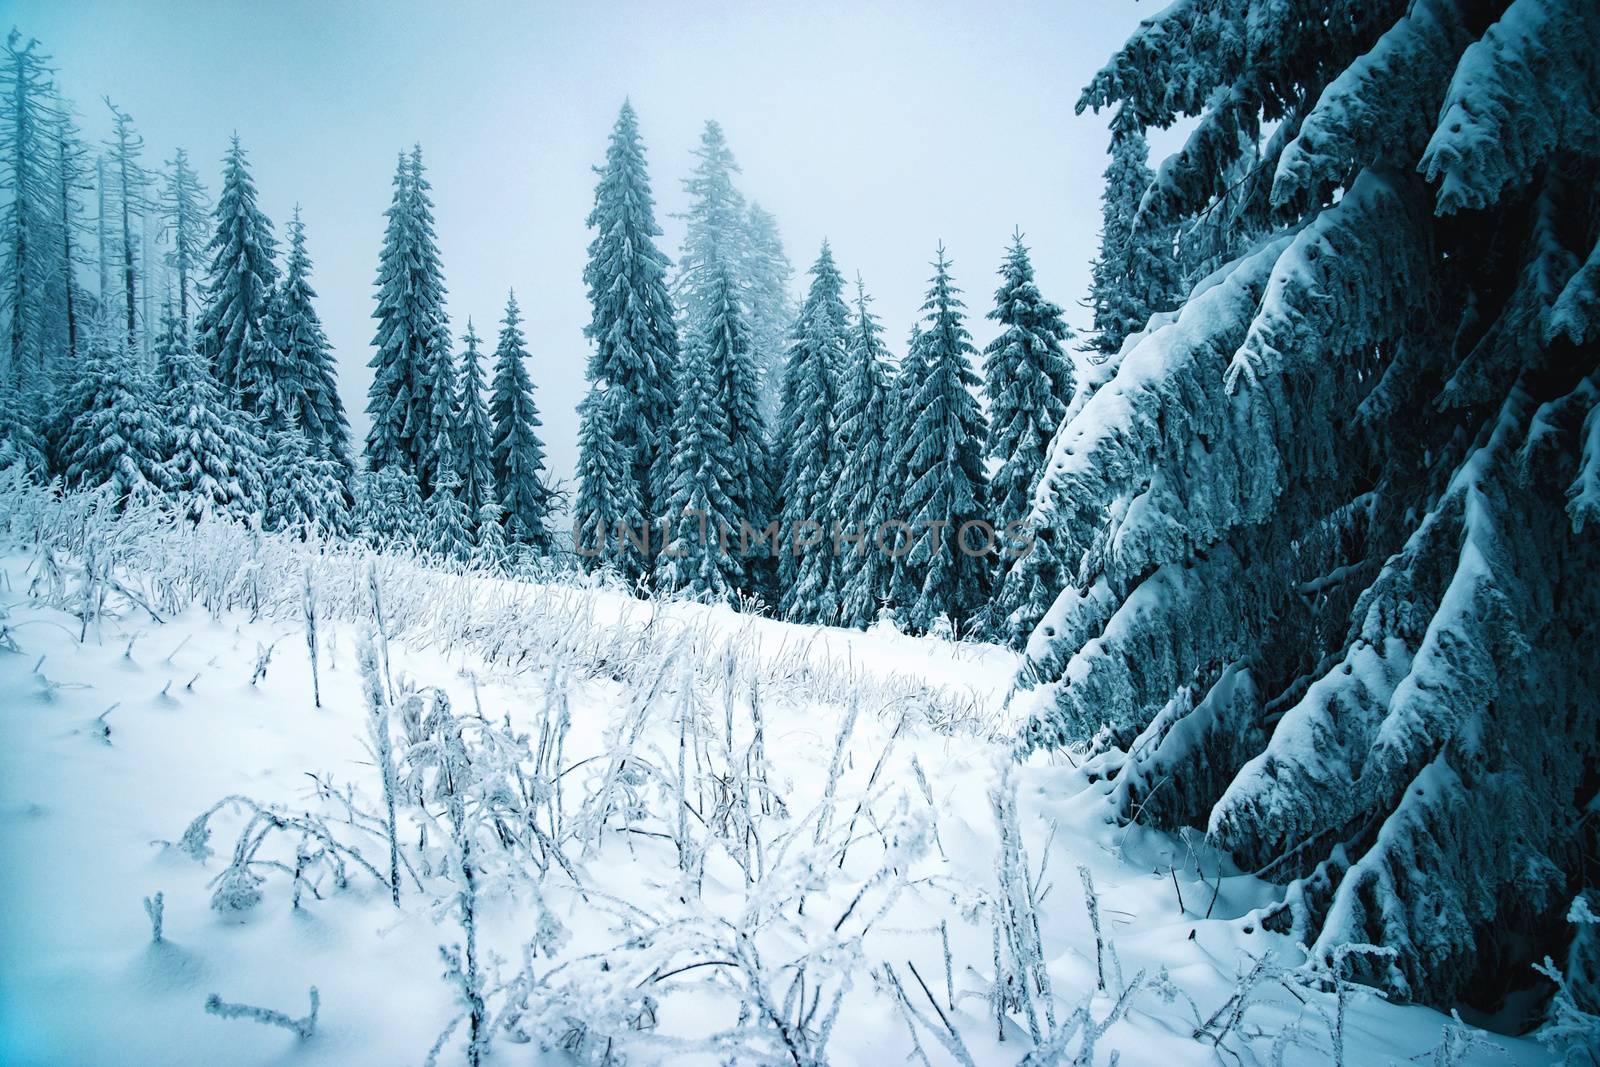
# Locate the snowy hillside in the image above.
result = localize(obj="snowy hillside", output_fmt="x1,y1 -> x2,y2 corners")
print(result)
0,485 -> 1556,1066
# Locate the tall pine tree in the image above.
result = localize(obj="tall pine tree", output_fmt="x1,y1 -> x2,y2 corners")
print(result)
488,291 -> 553,553
900,247 -> 989,633
983,233 -> 1074,528
701,249 -> 769,590
582,100 -> 679,515
656,331 -> 741,601
831,278 -> 898,630
159,147 -> 208,331
101,99 -> 151,354
775,241 -> 848,621
2,31 -> 62,395
742,201 -> 796,418
675,120 -> 747,341
886,323 -> 927,614
574,382 -> 644,575
1086,108 -> 1180,357
273,206 -> 350,471
364,147 -> 450,490
196,136 -> 279,412
452,318 -> 495,533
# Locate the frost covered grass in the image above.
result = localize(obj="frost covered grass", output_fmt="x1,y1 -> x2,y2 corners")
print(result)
0,481 -> 1557,1065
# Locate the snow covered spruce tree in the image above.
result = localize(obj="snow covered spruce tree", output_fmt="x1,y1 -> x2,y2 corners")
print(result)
488,292 -> 554,554
743,201 -> 797,416
573,383 -> 644,574
706,249 -> 771,594
59,334 -> 167,503
676,121 -> 747,346
159,147 -> 208,331
658,257 -> 767,600
451,319 -> 495,537
831,278 -> 898,629
272,207 -> 351,474
1085,107 -> 1181,358
365,147 -> 452,493
1016,0 -> 1600,1012
262,422 -> 349,536
424,466 -> 472,562
2,29 -> 67,396
982,232 -> 1074,534
656,332 -> 741,601
581,100 -> 679,520
357,464 -> 425,548
156,308 -> 264,522
899,247 -> 991,633
196,136 -> 279,415
101,99 -> 152,354
885,323 -> 928,617
775,242 -> 849,622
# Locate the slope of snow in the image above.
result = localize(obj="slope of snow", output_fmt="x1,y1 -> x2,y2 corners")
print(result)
0,501 -> 1553,1065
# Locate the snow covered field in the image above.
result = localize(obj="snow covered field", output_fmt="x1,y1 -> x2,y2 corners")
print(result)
0,487 -> 1553,1065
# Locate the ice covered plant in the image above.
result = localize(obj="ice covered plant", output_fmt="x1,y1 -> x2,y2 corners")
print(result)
302,563 -> 320,707
204,986 -> 319,1040
1010,0 -> 1600,1011
989,763 -> 1056,1041
173,794 -> 392,913
143,891 -> 163,943
357,630 -> 402,905
1534,893 -> 1600,1065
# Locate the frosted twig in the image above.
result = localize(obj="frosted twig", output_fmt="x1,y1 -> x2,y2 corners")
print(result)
204,986 -> 319,1039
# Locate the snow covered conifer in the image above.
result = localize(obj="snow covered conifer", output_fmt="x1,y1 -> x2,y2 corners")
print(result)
364,147 -> 451,489
59,336 -> 168,503
699,248 -> 770,588
195,136 -> 279,412
263,423 -> 348,536
775,241 -> 848,622
274,207 -> 351,473
474,500 -> 508,565
424,466 -> 471,562
742,201 -> 796,416
675,120 -> 748,340
2,31 -> 65,394
582,101 -> 679,514
100,99 -> 152,354
0,387 -> 47,477
655,334 -> 741,601
1085,109 -> 1180,357
900,247 -> 990,632
886,323 -> 927,613
418,321 -> 459,499
488,292 -> 554,554
159,147 -> 209,330
357,464 -> 425,548
157,308 -> 265,522
452,319 -> 495,534
831,278 -> 898,630
1017,0 -> 1600,1009
983,233 -> 1073,530
573,383 -> 645,575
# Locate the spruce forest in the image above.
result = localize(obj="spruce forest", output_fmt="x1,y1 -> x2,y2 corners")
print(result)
0,4 -> 1596,1066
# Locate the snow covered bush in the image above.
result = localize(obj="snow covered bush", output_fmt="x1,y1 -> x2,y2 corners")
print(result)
1009,0 -> 1600,1013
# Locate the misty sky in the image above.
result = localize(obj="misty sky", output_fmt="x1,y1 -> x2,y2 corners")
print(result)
8,1 -> 1162,487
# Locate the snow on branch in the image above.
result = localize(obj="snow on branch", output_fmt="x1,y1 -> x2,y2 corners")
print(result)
1420,0 -> 1600,214
1273,0 -> 1473,210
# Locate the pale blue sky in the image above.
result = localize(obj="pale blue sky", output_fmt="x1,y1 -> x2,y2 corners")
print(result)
7,0 -> 1160,486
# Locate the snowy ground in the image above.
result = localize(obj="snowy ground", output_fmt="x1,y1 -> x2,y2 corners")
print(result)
0,495 -> 1554,1065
